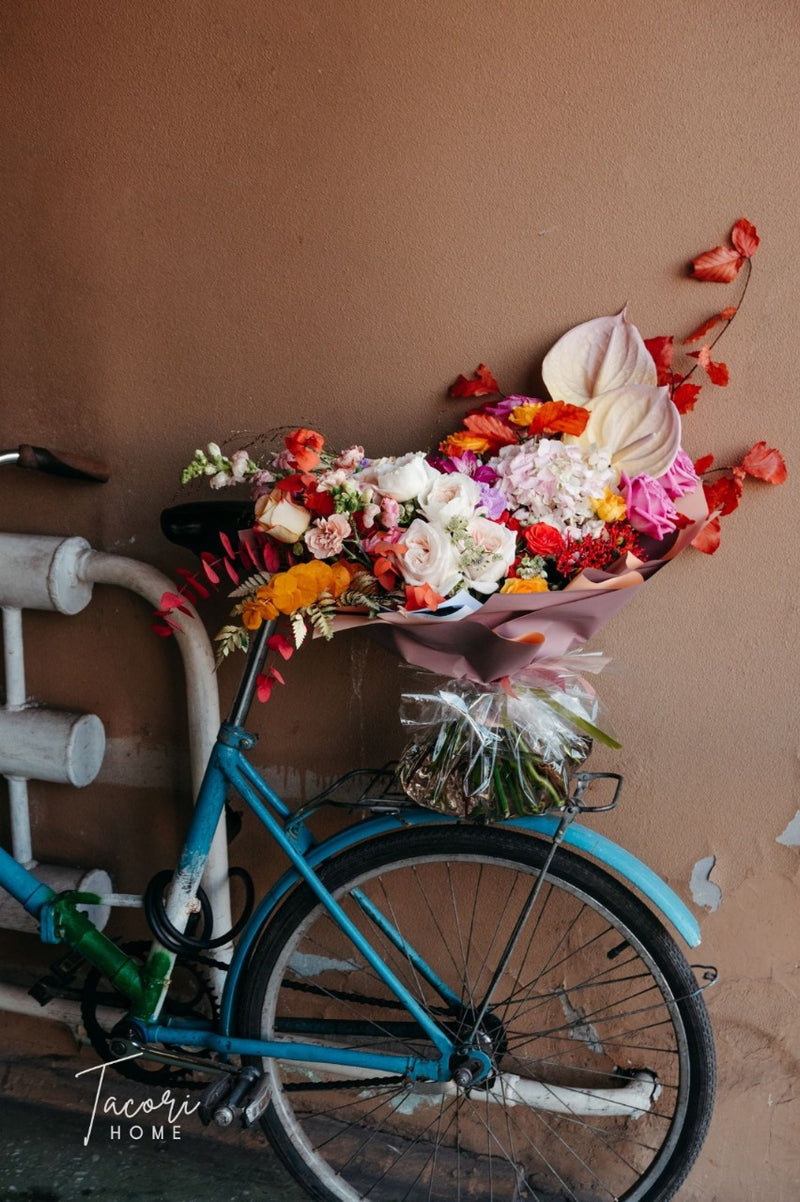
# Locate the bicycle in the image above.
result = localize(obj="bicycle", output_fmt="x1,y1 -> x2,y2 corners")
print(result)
0,443 -> 716,1202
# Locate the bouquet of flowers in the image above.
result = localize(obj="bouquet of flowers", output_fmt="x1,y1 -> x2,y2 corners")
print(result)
162,219 -> 785,818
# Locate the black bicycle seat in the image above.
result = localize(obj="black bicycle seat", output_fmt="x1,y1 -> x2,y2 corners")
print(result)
160,501 -> 254,555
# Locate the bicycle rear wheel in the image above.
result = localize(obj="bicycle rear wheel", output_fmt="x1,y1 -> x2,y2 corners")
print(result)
238,824 -> 715,1202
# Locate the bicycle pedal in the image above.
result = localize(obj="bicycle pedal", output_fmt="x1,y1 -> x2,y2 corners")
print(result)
242,1073 -> 272,1127
29,948 -> 87,1004
198,1074 -> 234,1126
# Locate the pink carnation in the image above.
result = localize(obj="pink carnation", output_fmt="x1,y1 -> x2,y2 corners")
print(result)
304,513 -> 352,559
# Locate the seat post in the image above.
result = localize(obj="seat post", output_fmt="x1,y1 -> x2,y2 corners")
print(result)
227,619 -> 276,727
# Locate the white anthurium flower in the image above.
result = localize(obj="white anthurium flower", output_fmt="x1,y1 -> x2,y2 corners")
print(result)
542,309 -> 657,407
575,383 -> 681,479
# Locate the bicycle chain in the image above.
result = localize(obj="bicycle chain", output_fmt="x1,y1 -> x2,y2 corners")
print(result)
282,976 -> 449,1016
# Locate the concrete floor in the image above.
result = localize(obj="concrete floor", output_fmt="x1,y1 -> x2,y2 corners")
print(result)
0,1012 -> 309,1202
0,1096 -> 309,1202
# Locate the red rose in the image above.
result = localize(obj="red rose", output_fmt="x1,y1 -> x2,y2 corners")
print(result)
524,523 -> 565,557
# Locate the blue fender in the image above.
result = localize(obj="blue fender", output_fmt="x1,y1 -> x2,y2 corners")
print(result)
219,808 -> 700,1033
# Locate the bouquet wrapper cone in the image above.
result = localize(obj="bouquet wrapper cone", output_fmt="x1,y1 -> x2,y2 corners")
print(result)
333,485 -> 709,685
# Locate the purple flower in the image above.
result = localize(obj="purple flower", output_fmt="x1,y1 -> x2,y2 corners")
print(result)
619,472 -> 679,540
481,393 -> 544,418
658,448 -> 699,500
478,484 -> 508,520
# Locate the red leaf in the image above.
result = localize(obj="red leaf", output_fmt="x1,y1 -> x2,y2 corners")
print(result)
704,474 -> 742,517
267,633 -> 294,660
449,364 -> 499,398
694,453 -> 715,475
730,217 -> 760,259
682,307 -> 738,345
219,530 -> 236,558
692,516 -> 721,554
159,591 -> 192,616
256,667 -> 286,703
223,557 -> 240,585
200,552 -> 220,584
261,541 -> 281,573
236,536 -> 258,569
152,619 -> 177,637
690,244 -> 743,283
687,345 -> 729,386
738,441 -> 787,485
644,335 -> 674,385
672,381 -> 702,414
176,567 -> 210,599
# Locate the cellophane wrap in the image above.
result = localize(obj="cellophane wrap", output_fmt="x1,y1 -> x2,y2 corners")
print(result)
397,655 -> 615,819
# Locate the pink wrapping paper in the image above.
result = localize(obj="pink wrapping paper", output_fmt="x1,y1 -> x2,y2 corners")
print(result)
332,485 -> 709,684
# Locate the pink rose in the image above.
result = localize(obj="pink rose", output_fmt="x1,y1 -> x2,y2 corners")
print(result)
619,473 -> 678,540
658,448 -> 699,500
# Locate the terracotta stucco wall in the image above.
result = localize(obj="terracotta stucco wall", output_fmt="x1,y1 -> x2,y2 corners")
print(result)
2,2 -> 798,1196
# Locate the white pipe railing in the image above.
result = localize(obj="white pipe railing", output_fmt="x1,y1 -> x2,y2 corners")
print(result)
0,535 -> 230,1020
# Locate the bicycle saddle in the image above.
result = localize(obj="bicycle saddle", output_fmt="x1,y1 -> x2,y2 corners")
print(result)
160,501 -> 254,555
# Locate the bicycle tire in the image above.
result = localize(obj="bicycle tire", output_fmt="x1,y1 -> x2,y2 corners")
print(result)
237,824 -> 715,1202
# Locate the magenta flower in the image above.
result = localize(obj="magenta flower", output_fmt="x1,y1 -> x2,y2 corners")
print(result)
619,472 -> 679,540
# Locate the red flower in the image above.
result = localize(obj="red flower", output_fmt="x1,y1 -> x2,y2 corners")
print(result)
524,523 -> 565,557
285,428 -> 325,471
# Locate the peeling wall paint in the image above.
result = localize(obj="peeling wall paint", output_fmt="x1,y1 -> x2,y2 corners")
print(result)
776,812 -> 800,847
690,855 -> 722,912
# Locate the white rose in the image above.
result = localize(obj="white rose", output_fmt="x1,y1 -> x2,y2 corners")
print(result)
419,471 -> 481,524
396,519 -> 462,597
460,516 -> 518,594
357,452 -> 439,502
254,488 -> 312,544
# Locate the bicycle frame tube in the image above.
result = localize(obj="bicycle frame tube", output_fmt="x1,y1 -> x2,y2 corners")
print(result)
183,729 -> 458,1061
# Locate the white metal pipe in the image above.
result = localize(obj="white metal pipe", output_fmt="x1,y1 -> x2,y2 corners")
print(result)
2,607 -> 33,863
0,981 -> 122,1038
6,776 -> 33,866
279,1060 -> 661,1118
0,535 -> 93,613
2,607 -> 26,706
0,709 -> 106,785
77,551 -> 231,979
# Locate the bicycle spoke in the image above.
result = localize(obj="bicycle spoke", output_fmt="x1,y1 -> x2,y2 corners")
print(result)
241,827 -> 714,1202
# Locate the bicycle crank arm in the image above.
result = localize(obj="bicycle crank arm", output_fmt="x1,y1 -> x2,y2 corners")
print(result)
108,1033 -> 233,1080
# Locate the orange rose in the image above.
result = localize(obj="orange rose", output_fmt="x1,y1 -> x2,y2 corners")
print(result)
500,577 -> 549,594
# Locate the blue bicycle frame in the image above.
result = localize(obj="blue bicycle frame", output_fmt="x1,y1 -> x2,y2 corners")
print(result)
0,618 -> 701,1086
